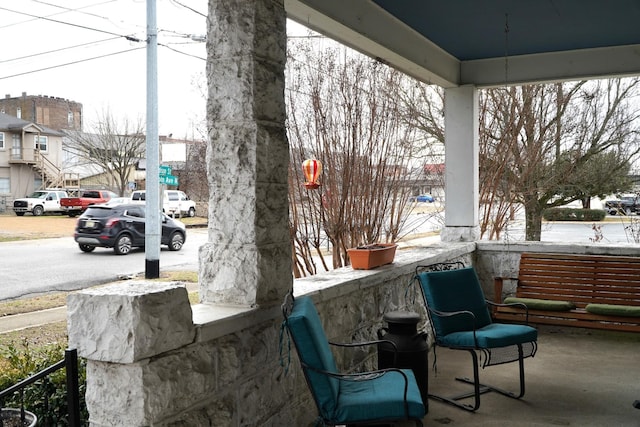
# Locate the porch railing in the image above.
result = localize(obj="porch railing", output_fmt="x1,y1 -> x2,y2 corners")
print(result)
0,348 -> 81,427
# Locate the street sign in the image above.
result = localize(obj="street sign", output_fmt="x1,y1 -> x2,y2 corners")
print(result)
160,175 -> 179,186
159,165 -> 172,176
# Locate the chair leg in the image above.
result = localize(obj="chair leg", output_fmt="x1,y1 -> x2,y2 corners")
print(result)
430,344 -> 527,412
428,349 -> 483,412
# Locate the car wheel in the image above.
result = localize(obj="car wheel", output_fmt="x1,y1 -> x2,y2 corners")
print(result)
625,207 -> 632,215
79,244 -> 96,253
15,212 -> 25,216
68,213 -> 77,218
168,231 -> 185,251
188,207 -> 196,217
114,234 -> 133,255
32,205 -> 44,216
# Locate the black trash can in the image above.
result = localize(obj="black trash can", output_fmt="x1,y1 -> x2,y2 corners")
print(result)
377,310 -> 429,412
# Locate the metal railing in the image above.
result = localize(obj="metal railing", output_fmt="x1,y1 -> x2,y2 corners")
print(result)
0,349 -> 81,427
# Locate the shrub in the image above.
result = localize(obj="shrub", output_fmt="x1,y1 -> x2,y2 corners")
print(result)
543,208 -> 606,222
0,340 -> 87,425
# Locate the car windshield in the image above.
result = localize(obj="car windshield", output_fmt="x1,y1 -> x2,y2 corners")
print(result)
28,191 -> 48,199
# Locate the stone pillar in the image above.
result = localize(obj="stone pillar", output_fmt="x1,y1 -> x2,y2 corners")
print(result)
441,85 -> 480,242
200,0 -> 291,307
67,282 -> 196,426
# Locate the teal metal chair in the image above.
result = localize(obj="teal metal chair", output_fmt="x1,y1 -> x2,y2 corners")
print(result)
281,291 -> 425,426
415,263 -> 537,412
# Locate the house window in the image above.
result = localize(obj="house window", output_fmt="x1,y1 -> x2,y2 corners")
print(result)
11,134 -> 20,159
0,132 -> 4,149
0,177 -> 9,194
35,135 -> 48,152
68,111 -> 73,126
16,107 -> 21,119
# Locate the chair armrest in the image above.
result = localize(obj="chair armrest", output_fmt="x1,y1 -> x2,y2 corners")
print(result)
430,307 -> 476,325
486,300 -> 530,324
429,308 -> 480,346
329,339 -> 396,351
329,339 -> 399,366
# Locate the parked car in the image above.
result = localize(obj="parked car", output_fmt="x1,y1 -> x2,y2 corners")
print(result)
409,194 -> 435,203
604,194 -> 640,215
13,189 -> 68,216
130,190 -> 197,217
74,204 -> 186,255
60,190 -> 118,217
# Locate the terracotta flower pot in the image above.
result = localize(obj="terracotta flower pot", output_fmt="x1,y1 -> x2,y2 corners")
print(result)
347,243 -> 398,270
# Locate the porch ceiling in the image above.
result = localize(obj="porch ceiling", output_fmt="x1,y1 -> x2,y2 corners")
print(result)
285,0 -> 640,88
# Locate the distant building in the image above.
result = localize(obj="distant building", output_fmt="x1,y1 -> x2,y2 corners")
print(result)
0,92 -> 83,132
0,112 -> 78,205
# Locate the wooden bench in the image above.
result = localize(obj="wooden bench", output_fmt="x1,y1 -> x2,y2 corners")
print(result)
493,253 -> 640,333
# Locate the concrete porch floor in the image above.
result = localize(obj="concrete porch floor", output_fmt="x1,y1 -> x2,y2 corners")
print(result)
419,325 -> 640,427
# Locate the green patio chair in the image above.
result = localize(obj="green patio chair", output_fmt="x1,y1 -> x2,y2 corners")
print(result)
415,263 -> 537,412
281,291 -> 425,426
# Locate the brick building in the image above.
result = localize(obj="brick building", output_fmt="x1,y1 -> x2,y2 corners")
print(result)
0,92 -> 83,131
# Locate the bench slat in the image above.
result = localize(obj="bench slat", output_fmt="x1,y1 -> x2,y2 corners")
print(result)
493,252 -> 640,332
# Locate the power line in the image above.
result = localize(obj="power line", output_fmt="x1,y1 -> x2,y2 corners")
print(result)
0,0 -> 117,30
0,5 -> 143,41
0,36 -> 121,64
169,0 -> 206,18
158,43 -> 205,61
28,0 -> 117,21
0,47 -> 145,80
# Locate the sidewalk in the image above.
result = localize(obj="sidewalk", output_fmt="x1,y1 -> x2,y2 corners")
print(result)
0,282 -> 200,334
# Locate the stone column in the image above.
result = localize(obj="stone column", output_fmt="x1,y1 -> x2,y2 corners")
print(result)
67,282 -> 196,426
200,0 -> 291,307
441,85 -> 480,242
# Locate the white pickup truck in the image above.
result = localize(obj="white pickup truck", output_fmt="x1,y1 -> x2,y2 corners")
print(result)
13,189 -> 69,216
130,190 -> 197,217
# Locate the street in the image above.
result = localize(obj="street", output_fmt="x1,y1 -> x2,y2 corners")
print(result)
0,228 -> 208,301
1,214 -> 638,301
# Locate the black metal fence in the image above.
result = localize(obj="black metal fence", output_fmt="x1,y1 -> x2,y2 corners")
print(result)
0,348 -> 81,427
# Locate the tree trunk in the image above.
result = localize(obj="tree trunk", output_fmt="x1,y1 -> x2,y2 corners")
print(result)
524,201 -> 543,241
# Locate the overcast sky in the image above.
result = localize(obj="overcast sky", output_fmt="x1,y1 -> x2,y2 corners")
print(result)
1,0 -> 208,138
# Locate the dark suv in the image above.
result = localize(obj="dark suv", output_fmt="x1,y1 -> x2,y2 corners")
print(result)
74,204 -> 186,255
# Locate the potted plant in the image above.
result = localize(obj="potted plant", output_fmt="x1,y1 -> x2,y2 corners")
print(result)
347,243 -> 398,270
1,408 -> 37,427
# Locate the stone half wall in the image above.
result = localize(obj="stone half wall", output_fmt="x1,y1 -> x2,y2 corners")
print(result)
66,243 -> 474,426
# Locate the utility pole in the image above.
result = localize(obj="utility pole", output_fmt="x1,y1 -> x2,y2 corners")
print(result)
145,0 -> 160,278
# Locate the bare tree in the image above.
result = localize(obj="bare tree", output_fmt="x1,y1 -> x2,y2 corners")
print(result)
287,40 -> 424,275
64,111 -> 146,196
501,79 -> 640,240
402,78 -> 640,241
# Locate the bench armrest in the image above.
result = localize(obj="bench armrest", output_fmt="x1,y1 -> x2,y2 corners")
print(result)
494,276 -> 519,305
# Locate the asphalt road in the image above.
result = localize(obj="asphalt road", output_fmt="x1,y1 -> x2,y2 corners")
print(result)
1,213 -> 636,301
0,228 -> 208,301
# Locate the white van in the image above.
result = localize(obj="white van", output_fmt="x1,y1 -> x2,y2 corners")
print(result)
130,190 -> 197,217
